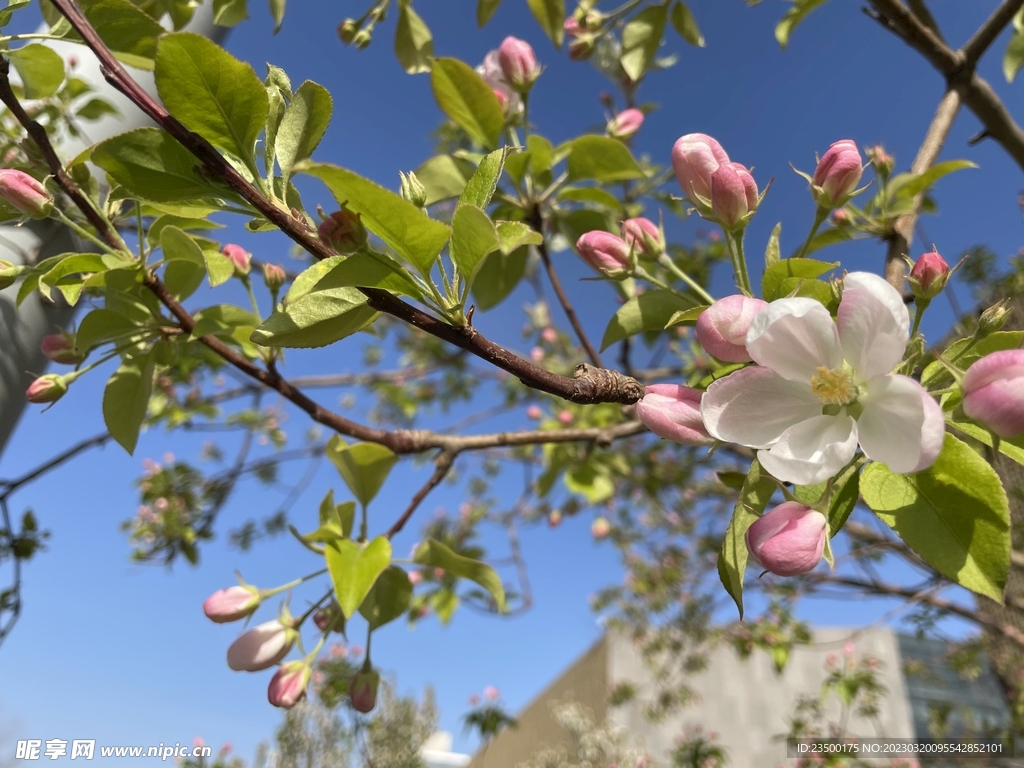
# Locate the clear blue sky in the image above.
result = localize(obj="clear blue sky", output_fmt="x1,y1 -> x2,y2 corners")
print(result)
2,1 -> 1023,765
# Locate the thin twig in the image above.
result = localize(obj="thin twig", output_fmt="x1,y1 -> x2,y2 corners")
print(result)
385,450 -> 456,538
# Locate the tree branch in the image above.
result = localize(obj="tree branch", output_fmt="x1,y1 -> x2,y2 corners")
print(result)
46,0 -> 643,406
961,0 -> 1024,66
385,450 -> 456,539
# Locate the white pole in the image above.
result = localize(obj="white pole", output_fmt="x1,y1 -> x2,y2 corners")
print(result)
0,4 -> 224,459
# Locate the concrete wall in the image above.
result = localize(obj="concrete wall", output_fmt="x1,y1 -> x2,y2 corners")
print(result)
467,636 -> 609,768
468,627 -> 916,768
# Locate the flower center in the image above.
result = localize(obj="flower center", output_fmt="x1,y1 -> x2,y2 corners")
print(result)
810,366 -> 856,405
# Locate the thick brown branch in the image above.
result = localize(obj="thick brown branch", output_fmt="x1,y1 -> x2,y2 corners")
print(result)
47,0 -> 642,405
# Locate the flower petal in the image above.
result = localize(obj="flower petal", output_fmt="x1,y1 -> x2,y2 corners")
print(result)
757,414 -> 858,485
746,298 -> 842,382
858,374 -> 940,473
701,366 -> 823,449
837,271 -> 909,380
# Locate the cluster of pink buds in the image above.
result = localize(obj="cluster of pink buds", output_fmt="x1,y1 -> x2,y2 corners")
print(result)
671,134 -> 758,230
563,10 -> 602,60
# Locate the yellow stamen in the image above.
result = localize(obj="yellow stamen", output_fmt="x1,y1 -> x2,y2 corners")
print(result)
810,366 -> 856,405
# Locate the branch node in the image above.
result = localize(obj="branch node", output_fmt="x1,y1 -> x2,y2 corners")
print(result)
570,364 -> 644,405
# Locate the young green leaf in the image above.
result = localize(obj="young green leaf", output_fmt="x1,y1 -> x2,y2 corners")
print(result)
415,155 -> 471,205
325,537 -> 393,618
717,459 -> 777,618
761,257 -> 838,301
413,538 -> 506,611
775,0 -> 830,49
621,4 -> 668,81
451,205 -> 500,289
298,162 -> 451,274
526,0 -> 565,46
326,435 -> 398,508
8,44 -> 64,99
430,57 -> 505,149
565,135 -> 645,183
275,80 -> 332,180
471,244 -> 528,311
103,351 -> 156,454
154,33 -> 269,164
359,566 -> 413,629
861,435 -> 1010,602
458,147 -> 511,210
250,284 -> 378,348
670,1 -> 704,46
394,0 -> 434,75
601,289 -> 696,350
269,0 -> 286,32
477,0 -> 502,26
73,0 -> 164,70
161,226 -> 207,299
212,0 -> 248,25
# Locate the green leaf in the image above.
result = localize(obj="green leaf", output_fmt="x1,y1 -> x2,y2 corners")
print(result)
495,221 -> 542,254
317,251 -> 425,300
8,44 -> 64,99
451,205 -> 499,288
565,135 -> 645,183
717,459 -> 777,618
860,435 -> 1010,602
74,0 -> 164,70
298,162 -> 452,274
275,80 -> 332,180
154,32 -> 269,163
190,304 -> 257,338
564,463 -> 614,504
325,537 -> 392,618
414,538 -> 506,611
359,566 -> 413,629
326,435 -> 398,507
601,289 -> 694,350
1005,28 -> 1024,82
251,281 -> 378,349
620,4 -> 667,81
0,0 -> 30,29
801,224 -> 852,256
92,127 -> 230,203
761,257 -> 838,301
160,226 -> 208,299
477,0 -> 502,26
886,159 -> 977,200
557,186 -> 622,209
103,351 -> 156,454
202,248 -> 235,288
670,1 -> 704,46
269,0 -> 286,32
765,222 -> 781,268
948,420 -> 1024,469
77,308 -> 147,353
37,253 -> 121,302
212,0 -> 248,26
394,0 -> 434,74
458,147 -> 511,210
921,331 -> 1024,388
665,304 -> 708,328
471,244 -> 528,311
430,57 -> 505,149
526,0 -> 565,46
415,155 -> 470,205
793,462 -> 860,538
775,0 -> 830,49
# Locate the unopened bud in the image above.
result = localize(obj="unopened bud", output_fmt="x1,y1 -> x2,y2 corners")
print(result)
977,300 -> 1012,338
262,263 -> 286,291
0,169 -> 53,219
866,144 -> 894,176
319,207 -> 368,254
0,259 -> 20,290
221,244 -> 251,276
353,30 -> 372,49
338,19 -> 359,44
907,251 -> 949,300
349,668 -> 380,713
40,331 -> 84,365
26,373 -> 68,404
399,171 -> 427,208
568,35 -> 596,61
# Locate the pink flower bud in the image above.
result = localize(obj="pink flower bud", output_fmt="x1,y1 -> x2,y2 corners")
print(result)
203,585 -> 261,624
812,139 -> 863,210
0,169 -> 53,219
527,405 -> 542,420
908,251 -> 949,300
695,295 -> 768,362
548,510 -> 562,527
575,231 -> 632,277
408,570 -> 423,585
493,88 -> 508,110
636,384 -> 713,445
263,263 -> 286,291
866,144 -> 894,175
484,685 -> 500,701
564,16 -> 583,37
227,619 -> 295,672
541,327 -> 558,343
40,331 -> 84,365
591,517 -> 611,539
319,209 -> 368,254
710,162 -> 758,229
962,350 -> 1024,438
557,410 -> 573,424
350,668 -> 380,713
498,37 -> 539,91
221,244 -> 251,276
26,374 -> 67,403
469,693 -> 481,706
671,134 -> 730,205
620,217 -> 662,258
477,51 -> 521,113
268,661 -> 311,709
607,109 -> 644,140
745,502 -> 827,576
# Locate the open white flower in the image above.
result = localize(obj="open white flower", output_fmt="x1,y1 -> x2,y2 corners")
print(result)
701,272 -> 944,485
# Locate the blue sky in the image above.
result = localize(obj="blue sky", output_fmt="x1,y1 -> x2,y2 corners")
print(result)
2,1 -> 1023,765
